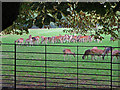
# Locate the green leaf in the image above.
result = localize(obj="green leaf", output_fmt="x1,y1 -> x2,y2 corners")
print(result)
57,12 -> 62,20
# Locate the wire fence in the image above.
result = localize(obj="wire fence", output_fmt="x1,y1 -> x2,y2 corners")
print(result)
0,43 -> 120,90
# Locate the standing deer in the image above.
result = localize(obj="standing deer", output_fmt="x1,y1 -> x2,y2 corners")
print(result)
41,36 -> 48,44
24,35 -> 33,46
63,49 -> 75,60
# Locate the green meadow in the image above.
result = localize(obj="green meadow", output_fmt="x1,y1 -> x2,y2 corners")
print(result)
1,28 -> 120,89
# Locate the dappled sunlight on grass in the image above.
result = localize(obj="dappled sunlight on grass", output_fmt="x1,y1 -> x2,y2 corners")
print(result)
1,28 -> 119,88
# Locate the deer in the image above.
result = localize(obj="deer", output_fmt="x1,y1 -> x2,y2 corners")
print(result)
78,36 -> 89,42
71,35 -> 78,43
15,38 -> 24,46
82,49 -> 92,60
24,35 -> 33,46
32,36 -> 40,45
90,47 -> 106,60
112,50 -> 120,60
68,35 -> 73,43
82,47 -> 98,60
102,47 -> 114,60
48,37 -> 53,43
63,49 -> 75,60
41,36 -> 48,44
54,35 -> 63,43
82,47 -> 106,60
64,34 -> 70,43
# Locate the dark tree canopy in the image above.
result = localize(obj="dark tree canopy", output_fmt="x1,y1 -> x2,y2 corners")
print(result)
2,2 -> 120,39
2,2 -> 20,30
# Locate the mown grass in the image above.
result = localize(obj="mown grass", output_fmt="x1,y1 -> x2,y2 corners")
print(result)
1,28 -> 120,89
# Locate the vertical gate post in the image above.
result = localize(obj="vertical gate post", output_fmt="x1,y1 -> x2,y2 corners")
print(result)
77,46 -> 78,89
14,43 -> 16,90
110,47 -> 113,89
45,45 -> 47,90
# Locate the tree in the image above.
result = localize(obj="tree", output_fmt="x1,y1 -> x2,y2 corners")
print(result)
2,2 -> 20,30
2,2 -> 120,40
62,2 -> 120,39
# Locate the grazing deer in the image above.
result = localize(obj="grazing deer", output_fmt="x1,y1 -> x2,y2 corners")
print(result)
82,49 -> 92,60
54,35 -> 63,43
63,49 -> 75,60
78,36 -> 88,42
90,47 -> 106,60
102,47 -> 113,60
48,37 -> 53,43
68,35 -> 73,43
82,47 -> 98,60
64,34 -> 70,43
41,36 -> 48,44
84,36 -> 90,42
112,50 -> 120,60
59,35 -> 65,43
51,36 -> 56,43
92,47 -> 98,49
72,36 -> 78,43
32,36 -> 40,45
82,47 -> 106,60
15,38 -> 24,45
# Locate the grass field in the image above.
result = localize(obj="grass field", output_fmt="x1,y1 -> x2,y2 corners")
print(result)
1,28 -> 120,89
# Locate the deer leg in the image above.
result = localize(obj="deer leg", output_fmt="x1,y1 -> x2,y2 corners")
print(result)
31,41 -> 33,46
94,55 -> 97,60
45,39 -> 47,44
96,55 -> 98,60
70,55 -> 72,60
32,41 -> 34,45
37,40 -> 39,45
91,54 -> 94,60
38,39 -> 40,44
41,40 -> 43,44
27,42 -> 29,46
21,42 -> 24,46
93,55 -> 96,60
36,40 -> 38,45
64,55 -> 66,60
52,39 -> 54,43
116,55 -> 119,60
41,39 -> 44,44
60,39 -> 62,43
91,55 -> 94,60
18,43 -> 21,47
100,55 -> 102,60
87,55 -> 88,60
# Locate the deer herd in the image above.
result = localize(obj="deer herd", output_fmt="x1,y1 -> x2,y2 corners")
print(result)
64,47 -> 120,61
14,34 -> 120,61
14,34 -> 104,45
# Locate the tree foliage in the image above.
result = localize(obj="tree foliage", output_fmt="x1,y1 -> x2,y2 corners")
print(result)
62,2 -> 119,39
2,2 -> 120,39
